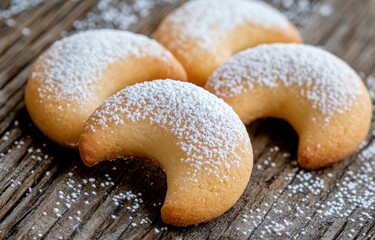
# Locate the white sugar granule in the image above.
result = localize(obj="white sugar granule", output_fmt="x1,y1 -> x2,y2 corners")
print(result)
207,44 -> 362,121
33,29 -> 173,104
22,27 -> 30,36
315,3 -> 333,17
88,80 -> 249,181
6,18 -> 17,27
366,75 -> 375,100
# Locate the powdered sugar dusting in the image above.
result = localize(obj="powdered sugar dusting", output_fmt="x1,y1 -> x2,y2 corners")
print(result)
87,80 -> 250,181
207,44 -> 362,121
159,0 -> 290,53
32,29 -> 173,104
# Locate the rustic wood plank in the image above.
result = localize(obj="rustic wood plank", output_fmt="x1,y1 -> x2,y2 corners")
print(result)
0,0 -> 374,239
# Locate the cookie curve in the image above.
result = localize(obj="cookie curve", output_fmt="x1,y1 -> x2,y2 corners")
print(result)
155,0 -> 302,86
79,80 -> 253,226
25,29 -> 187,147
205,44 -> 372,169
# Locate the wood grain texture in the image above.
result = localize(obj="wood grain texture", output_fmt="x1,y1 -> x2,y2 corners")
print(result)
0,0 -> 374,239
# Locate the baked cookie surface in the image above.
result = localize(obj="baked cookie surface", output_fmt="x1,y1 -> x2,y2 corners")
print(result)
206,44 -> 372,169
155,0 -> 301,86
79,80 -> 253,226
25,29 -> 186,147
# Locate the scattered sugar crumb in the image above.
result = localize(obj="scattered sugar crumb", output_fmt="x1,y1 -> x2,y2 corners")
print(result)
22,27 -> 30,36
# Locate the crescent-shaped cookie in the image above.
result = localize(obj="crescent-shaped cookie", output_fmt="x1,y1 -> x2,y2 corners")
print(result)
206,44 -> 372,169
79,80 -> 253,226
25,29 -> 187,147
155,0 -> 302,86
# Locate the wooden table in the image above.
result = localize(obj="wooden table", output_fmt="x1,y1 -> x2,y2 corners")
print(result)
0,0 -> 374,239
